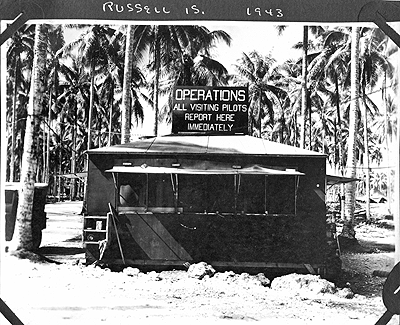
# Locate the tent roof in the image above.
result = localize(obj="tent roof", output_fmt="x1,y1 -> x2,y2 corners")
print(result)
88,135 -> 325,157
326,174 -> 359,186
325,165 -> 360,185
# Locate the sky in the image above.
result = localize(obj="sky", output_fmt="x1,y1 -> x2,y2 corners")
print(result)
204,23 -> 303,72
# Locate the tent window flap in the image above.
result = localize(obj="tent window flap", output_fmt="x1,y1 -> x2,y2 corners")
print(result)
107,164 -> 303,215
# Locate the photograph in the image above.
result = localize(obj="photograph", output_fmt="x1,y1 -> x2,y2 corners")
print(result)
1,1 -> 400,324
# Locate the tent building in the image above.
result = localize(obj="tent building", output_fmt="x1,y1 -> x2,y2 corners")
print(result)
84,134 -> 340,277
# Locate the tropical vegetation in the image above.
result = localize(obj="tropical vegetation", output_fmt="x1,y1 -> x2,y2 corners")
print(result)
5,23 -> 397,250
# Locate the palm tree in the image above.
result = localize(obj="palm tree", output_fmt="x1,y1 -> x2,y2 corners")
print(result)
166,26 -> 231,86
340,26 -> 361,242
373,92 -> 397,211
95,70 -> 127,147
233,51 -> 289,138
303,26 -> 392,222
320,26 -> 393,222
132,25 -> 230,135
121,25 -> 136,144
322,29 -> 351,173
358,28 -> 395,219
43,25 -> 65,184
159,26 -> 231,123
6,57 -> 32,182
11,24 -> 47,252
120,25 -> 148,143
277,58 -> 305,146
56,54 -> 91,199
60,25 -> 117,149
279,25 -> 327,149
6,24 -> 35,182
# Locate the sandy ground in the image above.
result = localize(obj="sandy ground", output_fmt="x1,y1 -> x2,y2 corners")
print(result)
0,201 -> 399,325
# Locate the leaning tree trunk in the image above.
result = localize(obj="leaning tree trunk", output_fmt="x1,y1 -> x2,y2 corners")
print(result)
121,25 -> 135,144
11,24 -> 47,253
340,26 -> 361,244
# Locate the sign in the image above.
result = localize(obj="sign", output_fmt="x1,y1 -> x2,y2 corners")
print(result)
171,86 -> 249,135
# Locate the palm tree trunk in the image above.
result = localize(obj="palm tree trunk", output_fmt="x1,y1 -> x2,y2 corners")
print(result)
333,73 -> 346,220
58,144 -> 63,201
300,26 -> 308,149
44,90 -> 52,183
321,107 -> 326,154
42,121 -> 46,182
70,140 -> 76,200
70,107 -> 77,200
88,60 -> 95,150
362,97 -> 371,220
153,25 -> 161,137
334,74 -> 344,171
11,24 -> 47,252
46,65 -> 58,184
258,93 -> 262,138
341,26 -> 361,242
383,74 -> 392,213
294,111 -> 298,146
10,59 -> 20,182
57,113 -> 65,201
248,98 -> 253,136
108,102 -> 113,146
308,100 -> 312,149
121,25 -> 135,144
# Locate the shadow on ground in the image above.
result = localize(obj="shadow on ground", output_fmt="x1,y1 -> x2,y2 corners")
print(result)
38,246 -> 84,256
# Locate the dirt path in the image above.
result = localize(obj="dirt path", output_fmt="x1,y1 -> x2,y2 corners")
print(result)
38,201 -> 85,264
0,253 -> 395,325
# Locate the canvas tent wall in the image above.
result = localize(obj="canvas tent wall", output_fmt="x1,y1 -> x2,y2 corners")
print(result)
84,135 -> 335,275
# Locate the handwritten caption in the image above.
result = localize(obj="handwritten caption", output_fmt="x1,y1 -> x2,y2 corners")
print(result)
102,2 -> 284,18
246,7 -> 284,18
103,2 -> 205,15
